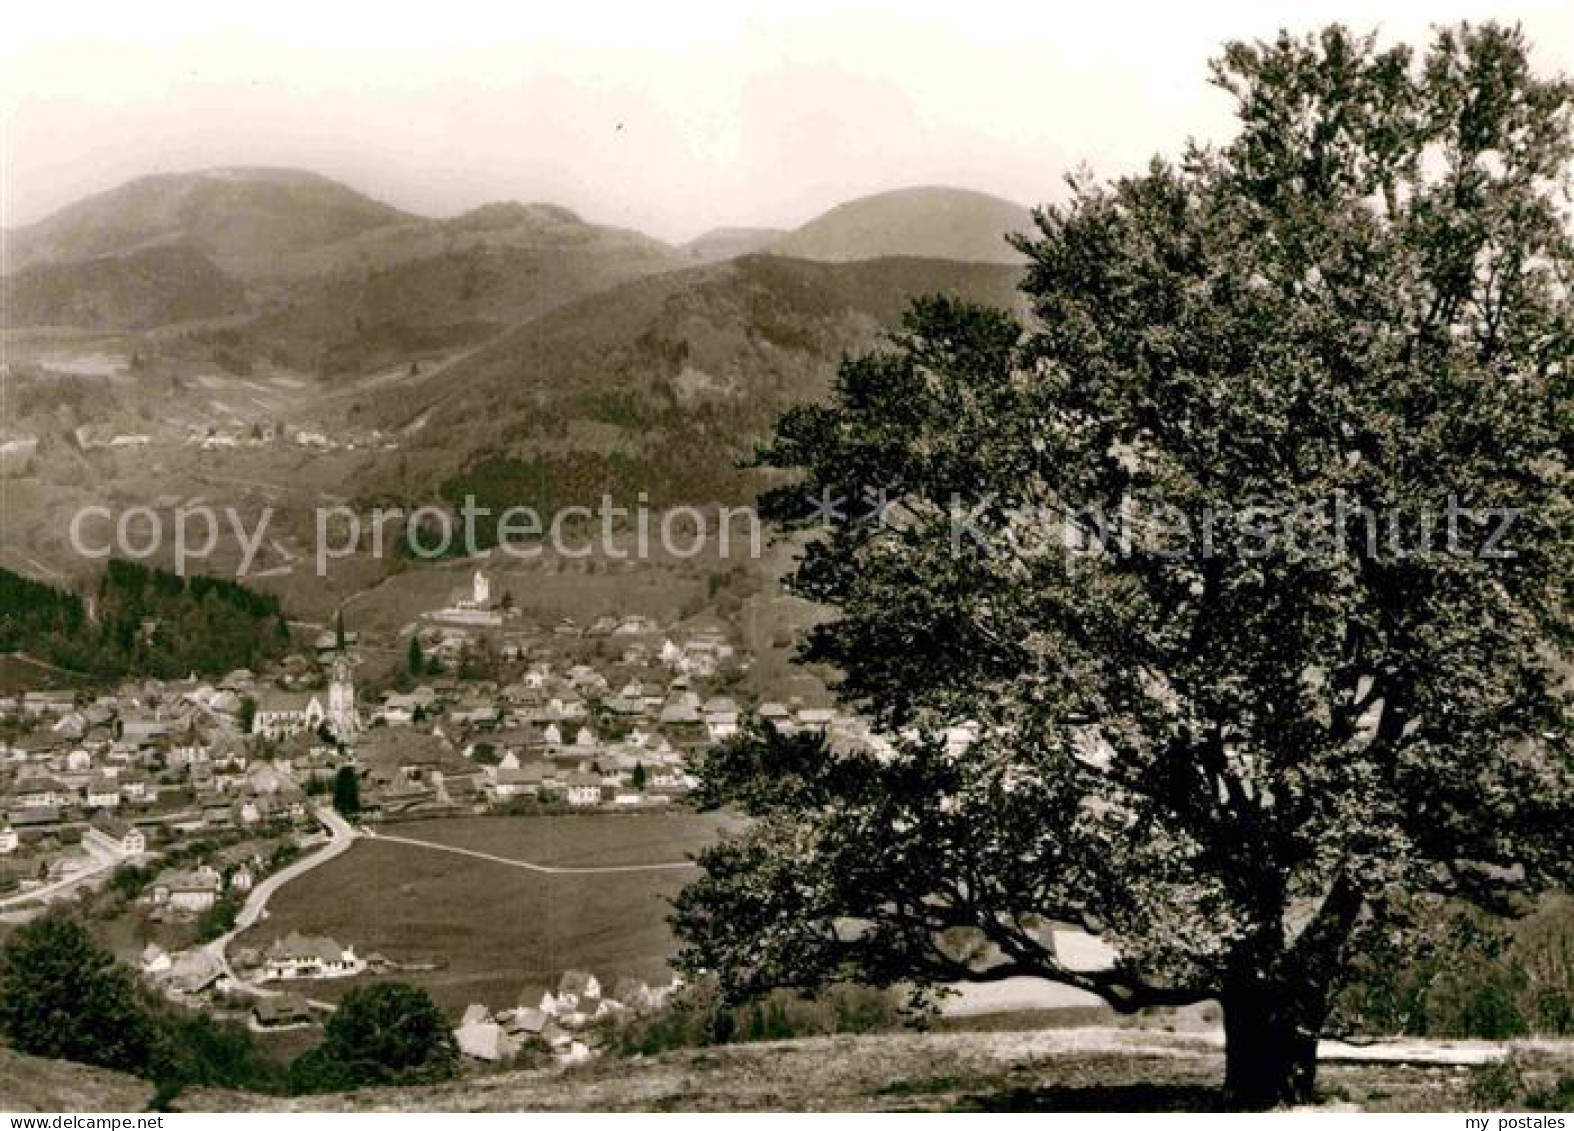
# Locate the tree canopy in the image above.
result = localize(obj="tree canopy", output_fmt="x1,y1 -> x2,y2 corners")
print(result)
674,22 -> 1573,1108
292,982 -> 456,1090
0,915 -> 162,1076
332,765 -> 362,817
0,560 -> 290,677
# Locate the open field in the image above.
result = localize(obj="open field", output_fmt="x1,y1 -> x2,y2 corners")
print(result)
181,1030 -> 1574,1112
234,812 -> 731,1014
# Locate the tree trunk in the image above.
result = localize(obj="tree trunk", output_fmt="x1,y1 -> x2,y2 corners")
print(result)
1221,990 -> 1320,1109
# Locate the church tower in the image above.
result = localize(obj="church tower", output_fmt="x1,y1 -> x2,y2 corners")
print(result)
328,651 -> 356,738
473,570 -> 491,606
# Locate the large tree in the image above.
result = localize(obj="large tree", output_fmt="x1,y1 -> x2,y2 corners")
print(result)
674,24 -> 1573,1108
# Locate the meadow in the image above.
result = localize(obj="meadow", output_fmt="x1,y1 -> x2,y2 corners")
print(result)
235,811 -> 732,1014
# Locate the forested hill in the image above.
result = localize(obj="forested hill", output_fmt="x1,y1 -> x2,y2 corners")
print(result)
0,561 -> 291,679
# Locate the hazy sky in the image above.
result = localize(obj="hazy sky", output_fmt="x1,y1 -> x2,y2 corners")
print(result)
2,0 -> 1569,243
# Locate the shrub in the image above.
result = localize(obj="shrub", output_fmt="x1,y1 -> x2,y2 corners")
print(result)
291,982 -> 456,1090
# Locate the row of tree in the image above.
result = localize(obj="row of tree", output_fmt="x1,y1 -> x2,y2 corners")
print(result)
0,915 -> 456,1102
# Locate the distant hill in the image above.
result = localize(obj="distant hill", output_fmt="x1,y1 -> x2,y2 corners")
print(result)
263,198 -> 677,278
0,242 -> 247,330
372,253 -> 1026,529
2,171 -> 685,348
236,202 -> 684,375
771,187 -> 1035,265
4,167 -> 412,278
678,227 -> 787,265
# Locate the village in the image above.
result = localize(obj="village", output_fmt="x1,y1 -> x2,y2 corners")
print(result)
0,568 -> 887,1067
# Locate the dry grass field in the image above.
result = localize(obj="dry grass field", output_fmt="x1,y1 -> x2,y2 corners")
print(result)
178,1030 -> 1574,1112
5,1028 -> 1570,1113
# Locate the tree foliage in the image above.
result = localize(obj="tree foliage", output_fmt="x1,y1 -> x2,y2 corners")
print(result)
291,982 -> 456,1090
674,23 -> 1573,1108
0,915 -> 162,1076
0,560 -> 290,677
332,766 -> 362,818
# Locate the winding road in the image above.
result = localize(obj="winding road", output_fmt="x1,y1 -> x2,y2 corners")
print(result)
0,840 -> 124,912
204,804 -> 358,985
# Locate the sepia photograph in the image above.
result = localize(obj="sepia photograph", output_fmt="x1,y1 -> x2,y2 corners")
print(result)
0,0 -> 1571,1117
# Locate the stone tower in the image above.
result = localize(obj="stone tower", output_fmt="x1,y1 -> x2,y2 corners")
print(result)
328,651 -> 356,738
473,570 -> 491,606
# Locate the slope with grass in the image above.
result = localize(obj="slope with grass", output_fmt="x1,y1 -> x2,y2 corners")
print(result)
0,1046 -> 154,1112
4,167 -> 411,278
771,187 -> 1035,265
178,1031 -> 1574,1112
1,243 -> 248,330
233,813 -> 731,1014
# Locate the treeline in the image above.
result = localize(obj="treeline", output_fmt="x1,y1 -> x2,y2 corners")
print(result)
0,916 -> 456,1106
0,568 -> 88,652
0,560 -> 290,678
1333,894 -> 1574,1039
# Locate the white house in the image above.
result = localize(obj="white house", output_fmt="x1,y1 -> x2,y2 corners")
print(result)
14,777 -> 72,809
261,932 -> 363,981
564,772 -> 602,807
85,812 -> 146,856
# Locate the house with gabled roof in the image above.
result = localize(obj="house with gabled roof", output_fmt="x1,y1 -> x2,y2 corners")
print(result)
151,865 -> 222,912
455,1017 -> 519,1061
564,772 -> 603,807
14,776 -> 73,810
86,811 -> 145,855
253,994 -> 314,1028
261,932 -> 362,981
164,949 -> 225,995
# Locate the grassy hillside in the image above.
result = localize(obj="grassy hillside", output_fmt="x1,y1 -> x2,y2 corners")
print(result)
376,254 -> 1026,516
771,187 -> 1035,265
235,813 -> 730,1014
240,236 -> 681,377
179,1031 -> 1574,1112
0,1047 -> 153,1112
5,168 -> 412,278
